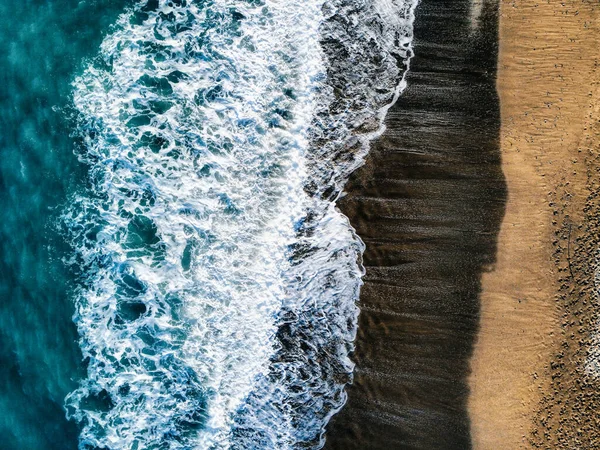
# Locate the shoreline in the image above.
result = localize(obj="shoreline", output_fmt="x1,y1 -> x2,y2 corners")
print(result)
324,0 -> 505,447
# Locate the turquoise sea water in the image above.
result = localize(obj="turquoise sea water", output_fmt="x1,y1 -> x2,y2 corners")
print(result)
0,1 -> 416,448
0,2 -> 127,448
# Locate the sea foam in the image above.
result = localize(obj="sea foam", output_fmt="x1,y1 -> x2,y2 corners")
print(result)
63,0 -> 417,448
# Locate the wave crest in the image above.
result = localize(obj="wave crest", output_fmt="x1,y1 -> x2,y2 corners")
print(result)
63,0 -> 416,448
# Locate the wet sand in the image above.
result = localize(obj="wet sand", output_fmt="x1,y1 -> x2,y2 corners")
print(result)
326,0 -> 600,448
470,0 -> 600,448
324,0 -> 506,448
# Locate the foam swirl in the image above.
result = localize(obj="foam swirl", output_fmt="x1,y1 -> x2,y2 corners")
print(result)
63,0 -> 416,448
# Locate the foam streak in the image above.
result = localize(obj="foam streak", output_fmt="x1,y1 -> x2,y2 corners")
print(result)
64,0 -> 417,448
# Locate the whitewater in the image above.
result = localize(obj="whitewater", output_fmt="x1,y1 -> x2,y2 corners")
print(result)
62,0 -> 417,448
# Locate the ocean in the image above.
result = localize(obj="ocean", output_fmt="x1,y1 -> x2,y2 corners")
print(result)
0,1 -> 416,448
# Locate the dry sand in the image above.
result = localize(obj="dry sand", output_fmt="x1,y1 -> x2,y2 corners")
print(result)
469,0 -> 600,448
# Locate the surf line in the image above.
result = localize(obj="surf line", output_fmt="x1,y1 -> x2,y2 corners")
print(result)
63,0 -> 417,448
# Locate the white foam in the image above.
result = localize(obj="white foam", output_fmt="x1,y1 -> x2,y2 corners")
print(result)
63,0 -> 418,448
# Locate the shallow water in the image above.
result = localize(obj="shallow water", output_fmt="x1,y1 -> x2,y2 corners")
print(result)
0,1 -> 416,448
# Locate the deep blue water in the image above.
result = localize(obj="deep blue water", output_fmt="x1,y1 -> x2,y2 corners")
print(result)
0,2 -> 127,448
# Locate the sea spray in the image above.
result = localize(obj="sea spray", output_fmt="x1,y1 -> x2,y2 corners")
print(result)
63,0 -> 417,448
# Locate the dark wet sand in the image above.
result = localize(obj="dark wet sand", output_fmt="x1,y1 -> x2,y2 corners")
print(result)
324,0 -> 506,448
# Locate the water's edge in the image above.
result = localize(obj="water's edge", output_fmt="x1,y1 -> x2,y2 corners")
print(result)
324,0 -> 507,448
62,1 -> 418,448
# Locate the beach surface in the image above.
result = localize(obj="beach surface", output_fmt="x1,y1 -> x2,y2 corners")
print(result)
470,0 -> 600,448
327,0 -> 600,448
324,0 -> 506,448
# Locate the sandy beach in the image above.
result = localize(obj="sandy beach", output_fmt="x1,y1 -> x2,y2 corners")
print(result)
469,0 -> 599,448
5,0 -> 599,448
325,0 -> 600,448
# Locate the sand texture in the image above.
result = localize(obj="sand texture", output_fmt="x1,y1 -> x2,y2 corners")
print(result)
469,0 -> 600,448
324,0 -> 506,448
324,0 -> 600,448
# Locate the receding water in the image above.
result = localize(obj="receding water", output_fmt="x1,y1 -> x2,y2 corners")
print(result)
0,1 -> 416,448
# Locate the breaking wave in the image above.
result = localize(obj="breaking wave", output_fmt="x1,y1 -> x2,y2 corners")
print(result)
62,0 -> 417,448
